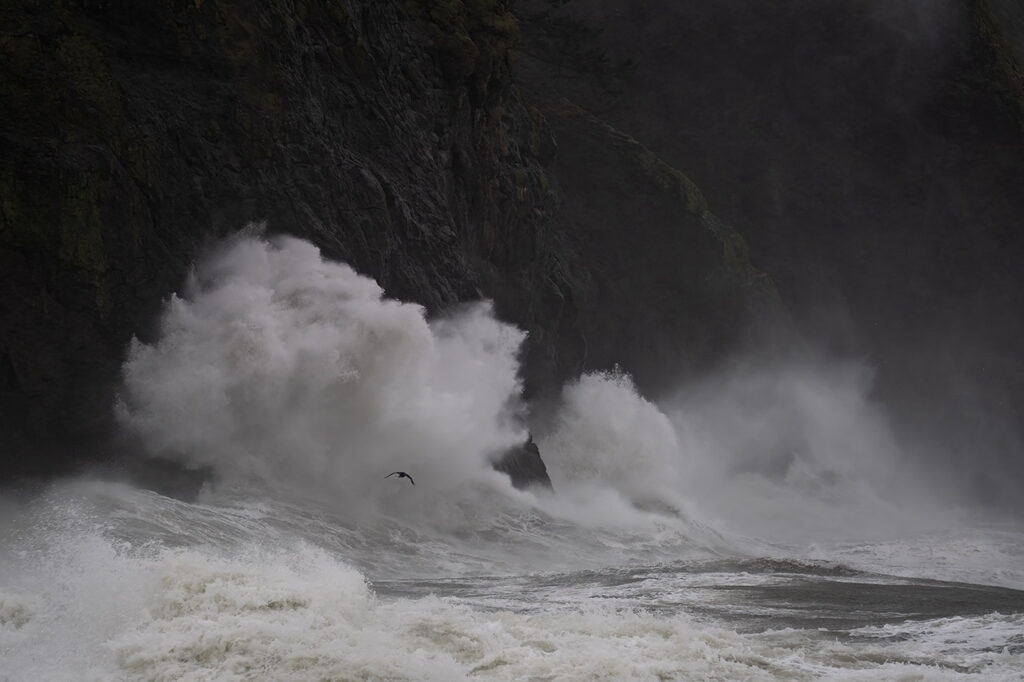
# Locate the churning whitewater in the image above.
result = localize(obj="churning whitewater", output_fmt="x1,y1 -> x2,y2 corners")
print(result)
2,235 -> 1023,681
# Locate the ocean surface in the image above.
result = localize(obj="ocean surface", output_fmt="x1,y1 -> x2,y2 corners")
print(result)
3,235 -> 1022,680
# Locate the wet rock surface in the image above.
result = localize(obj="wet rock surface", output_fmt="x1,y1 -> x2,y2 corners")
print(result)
494,436 -> 552,490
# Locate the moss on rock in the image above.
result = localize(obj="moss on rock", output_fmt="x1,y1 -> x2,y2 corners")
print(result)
410,0 -> 519,84
55,34 -> 122,125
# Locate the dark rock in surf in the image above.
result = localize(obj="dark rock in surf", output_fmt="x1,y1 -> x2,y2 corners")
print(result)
91,455 -> 212,504
494,437 -> 553,490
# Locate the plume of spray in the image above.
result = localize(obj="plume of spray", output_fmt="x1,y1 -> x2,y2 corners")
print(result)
542,371 -> 679,497
663,353 -> 957,543
537,351 -> 964,546
112,231 -> 969,549
116,232 -> 527,510
536,370 -> 703,530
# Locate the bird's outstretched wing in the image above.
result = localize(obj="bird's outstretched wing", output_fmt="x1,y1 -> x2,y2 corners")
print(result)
385,471 -> 415,485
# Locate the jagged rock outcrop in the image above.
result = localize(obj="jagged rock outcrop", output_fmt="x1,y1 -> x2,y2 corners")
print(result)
2,0 -> 776,481
494,436 -> 552,490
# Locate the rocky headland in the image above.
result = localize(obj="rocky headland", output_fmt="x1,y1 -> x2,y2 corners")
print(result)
2,1 -> 1021,491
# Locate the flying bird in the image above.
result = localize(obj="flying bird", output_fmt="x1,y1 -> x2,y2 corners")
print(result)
385,471 -> 415,485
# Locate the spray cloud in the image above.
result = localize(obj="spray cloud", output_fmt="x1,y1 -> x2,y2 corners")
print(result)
116,233 -> 527,505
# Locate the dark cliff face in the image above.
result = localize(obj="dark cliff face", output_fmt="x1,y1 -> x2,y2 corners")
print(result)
517,0 -> 1024,499
0,0 -> 567,474
16,1 -> 1018,493
1,0 -> 771,478
520,94 -> 778,393
525,0 -> 1024,339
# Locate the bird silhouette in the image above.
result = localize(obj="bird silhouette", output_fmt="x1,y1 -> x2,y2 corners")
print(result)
385,471 -> 415,485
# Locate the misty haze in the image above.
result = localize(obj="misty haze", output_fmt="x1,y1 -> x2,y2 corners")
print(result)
2,1 -> 1023,679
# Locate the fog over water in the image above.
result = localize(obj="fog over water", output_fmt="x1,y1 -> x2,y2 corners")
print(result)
3,234 -> 1022,680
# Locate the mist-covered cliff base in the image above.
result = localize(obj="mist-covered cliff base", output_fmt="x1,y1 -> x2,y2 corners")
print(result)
516,0 -> 1024,509
1,0 -> 770,479
3,0 -> 1023,507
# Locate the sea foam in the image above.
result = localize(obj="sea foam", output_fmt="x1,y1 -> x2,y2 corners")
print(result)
116,234 -> 527,507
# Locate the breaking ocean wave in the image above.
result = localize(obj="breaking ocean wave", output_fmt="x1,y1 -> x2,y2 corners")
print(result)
3,235 -> 1022,680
